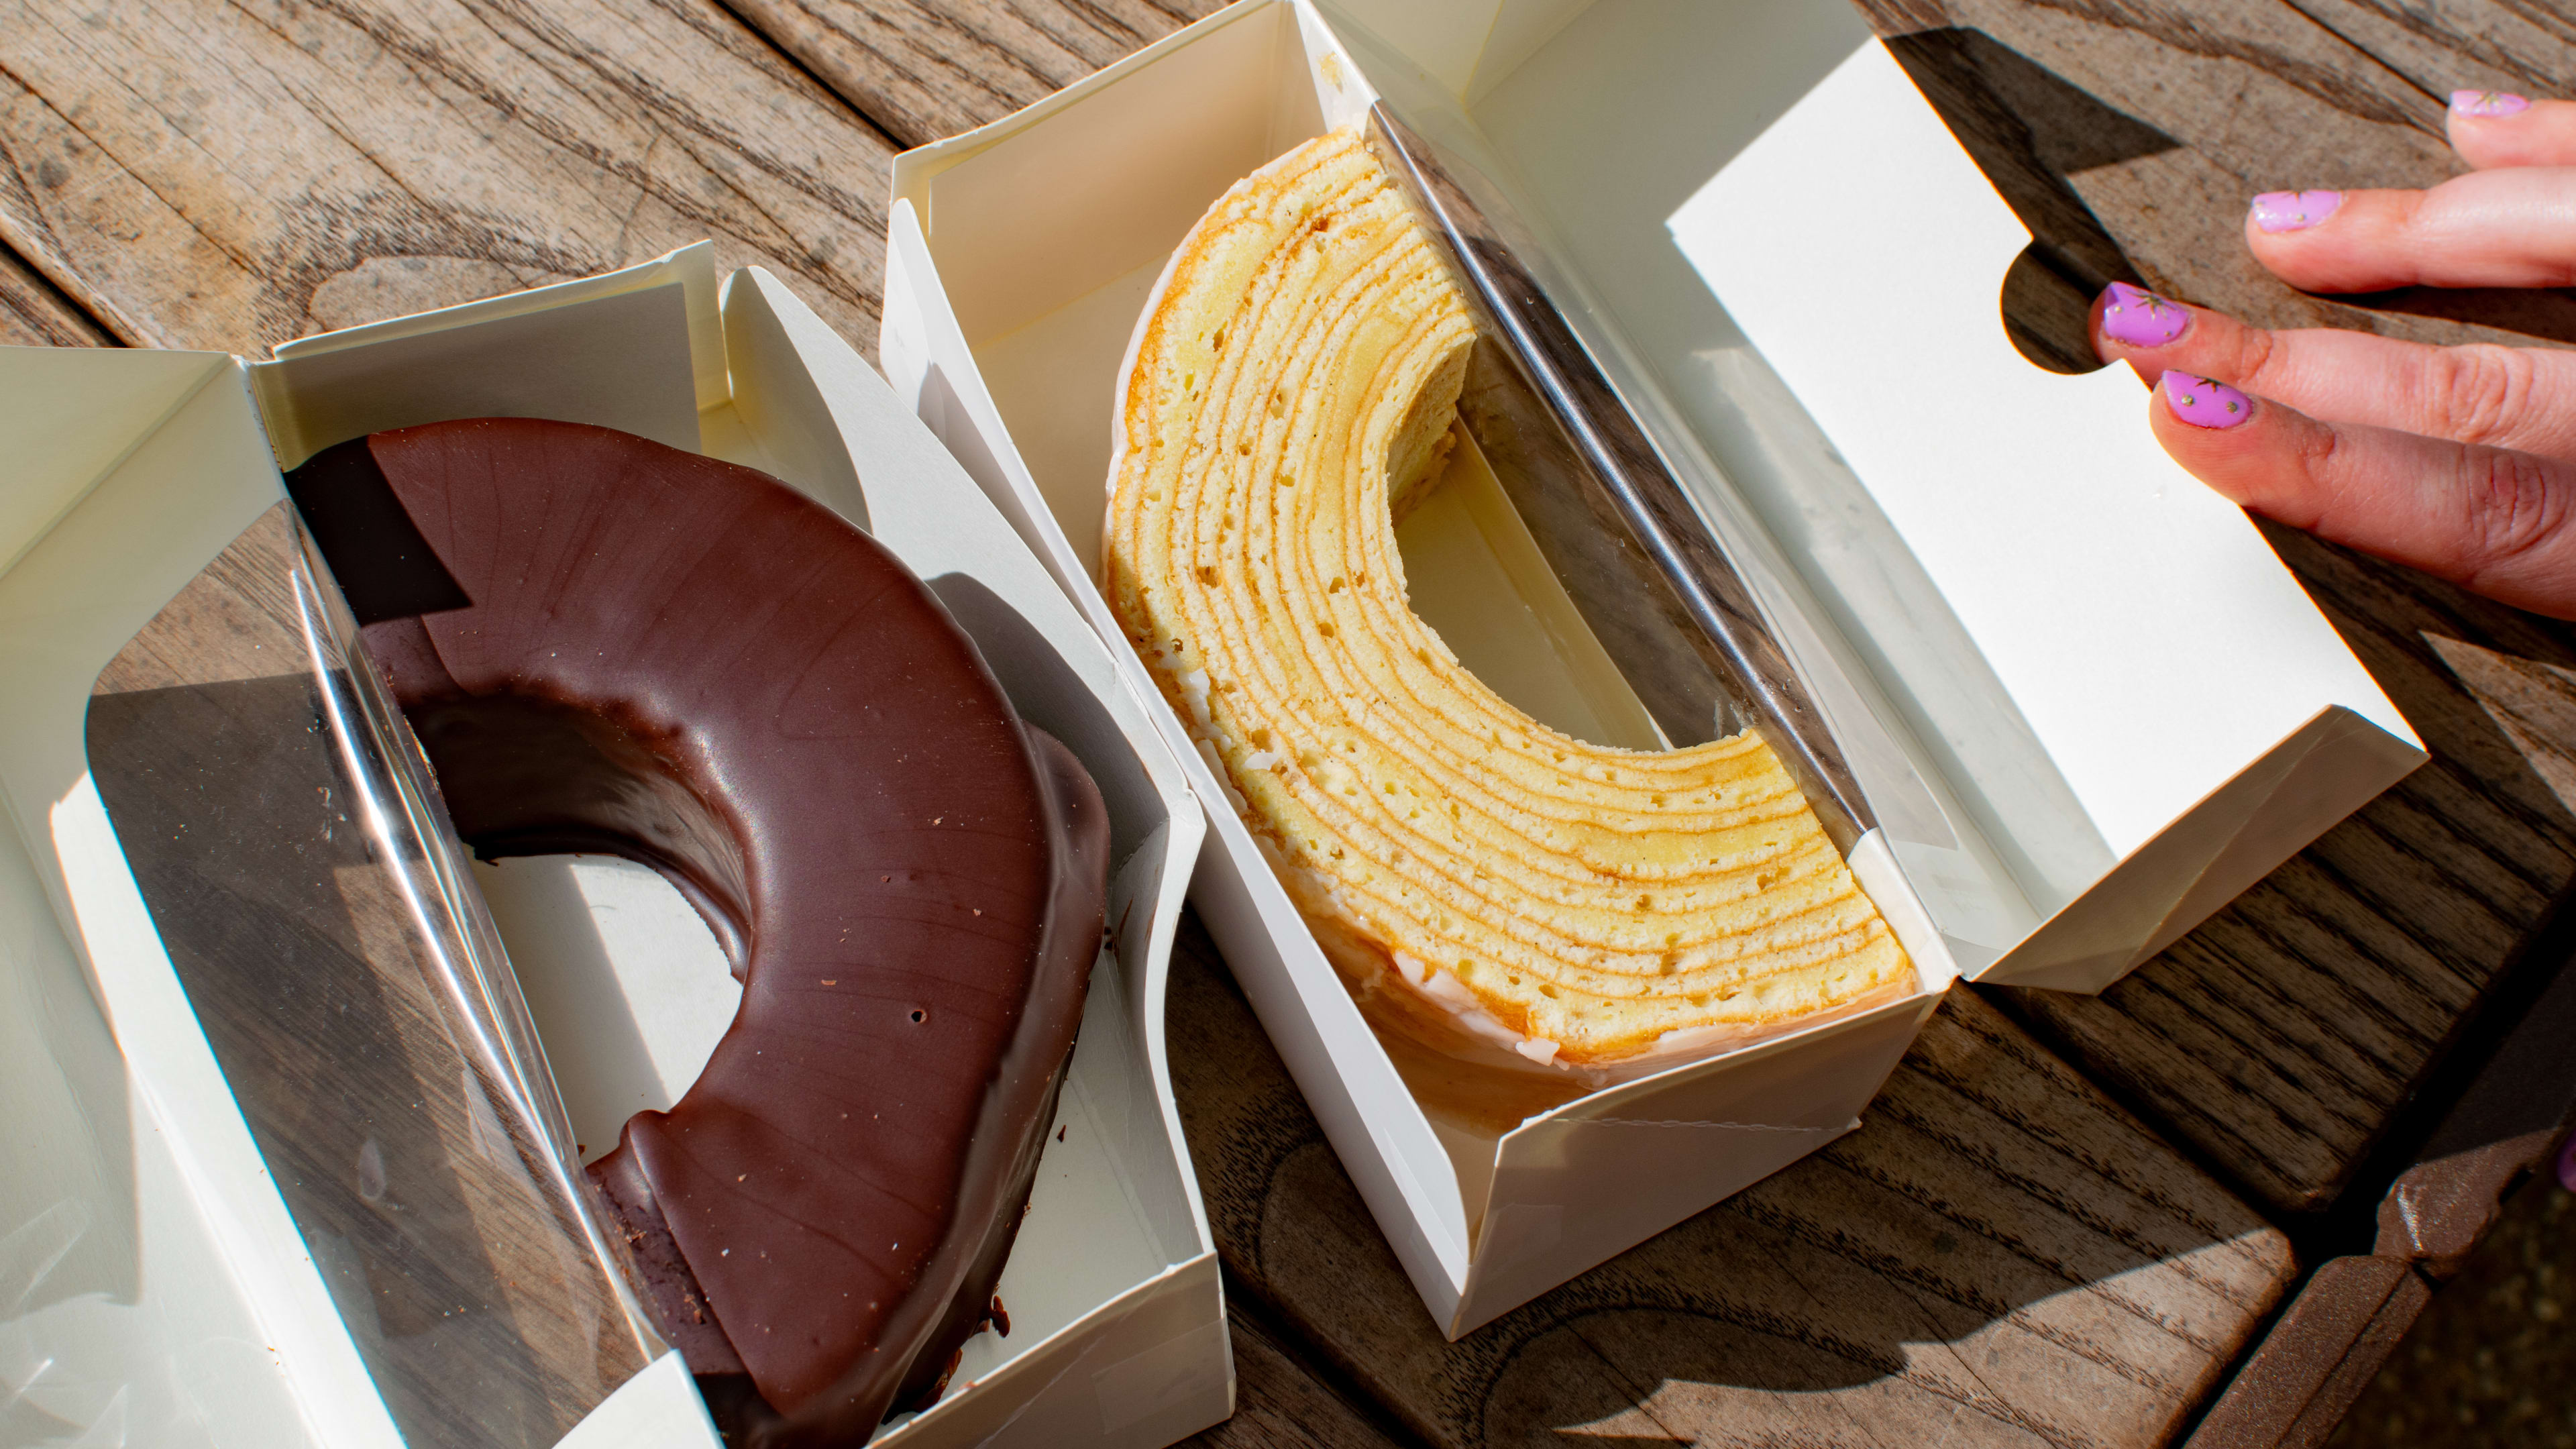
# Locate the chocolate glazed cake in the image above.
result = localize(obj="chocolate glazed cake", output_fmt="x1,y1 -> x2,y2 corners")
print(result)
286,418 -> 1109,1445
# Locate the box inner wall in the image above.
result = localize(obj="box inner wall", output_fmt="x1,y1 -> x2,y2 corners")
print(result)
254,290 -> 1200,1429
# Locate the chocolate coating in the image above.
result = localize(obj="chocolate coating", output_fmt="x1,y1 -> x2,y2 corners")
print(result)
287,418 -> 1108,1444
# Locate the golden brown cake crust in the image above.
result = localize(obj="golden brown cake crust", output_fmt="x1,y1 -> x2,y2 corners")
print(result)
1106,128 -> 1911,1070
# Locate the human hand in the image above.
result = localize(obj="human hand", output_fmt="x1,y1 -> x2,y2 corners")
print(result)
2090,91 -> 2576,619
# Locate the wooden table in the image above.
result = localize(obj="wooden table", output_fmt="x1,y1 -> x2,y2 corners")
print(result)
9,0 -> 2576,1444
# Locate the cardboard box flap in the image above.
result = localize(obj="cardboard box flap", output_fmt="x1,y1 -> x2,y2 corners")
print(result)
0,352 -> 411,1449
264,243 -> 726,411
252,249 -> 712,469
1990,704 -> 2428,993
1656,32 -> 2423,979
0,347 -> 236,576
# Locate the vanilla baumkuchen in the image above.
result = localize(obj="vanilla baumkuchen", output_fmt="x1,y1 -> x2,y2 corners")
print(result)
1104,129 -> 1910,1073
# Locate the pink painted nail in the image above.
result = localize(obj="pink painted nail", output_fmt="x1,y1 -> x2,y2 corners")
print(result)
2100,282 -> 2191,347
2451,89 -> 2532,117
2251,190 -> 2344,233
2162,372 -> 2252,429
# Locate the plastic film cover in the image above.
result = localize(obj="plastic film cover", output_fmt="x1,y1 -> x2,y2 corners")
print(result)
80,500 -> 665,1447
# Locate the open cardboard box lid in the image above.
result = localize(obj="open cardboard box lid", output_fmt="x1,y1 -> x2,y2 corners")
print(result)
874,0 -> 2426,1335
0,246 -> 1228,1446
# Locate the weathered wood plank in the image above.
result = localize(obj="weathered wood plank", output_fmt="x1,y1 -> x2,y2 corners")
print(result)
2273,0 -> 2574,109
1169,918 -> 2296,1449
1187,1302 -> 1412,1449
1856,0 -> 2576,1214
1909,0 -> 2576,350
724,0 -> 1227,151
0,245 -> 110,347
0,0 -> 896,356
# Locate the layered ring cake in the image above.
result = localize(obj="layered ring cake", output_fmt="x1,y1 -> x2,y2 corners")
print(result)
1104,129 -> 1911,1075
289,418 -> 1108,1444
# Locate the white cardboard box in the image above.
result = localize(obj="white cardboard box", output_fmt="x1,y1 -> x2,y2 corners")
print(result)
875,0 -> 2425,1336
0,246 -> 1228,1446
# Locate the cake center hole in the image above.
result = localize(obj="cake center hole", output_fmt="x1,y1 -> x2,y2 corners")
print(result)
1389,421 -> 1672,753
476,855 -> 740,1164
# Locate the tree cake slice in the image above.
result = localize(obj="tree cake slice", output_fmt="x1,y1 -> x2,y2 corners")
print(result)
1104,128 -> 1911,1079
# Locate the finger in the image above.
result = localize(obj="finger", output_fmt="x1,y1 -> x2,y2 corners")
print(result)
2447,92 -> 2576,169
2242,167 -> 2576,292
2148,371 -> 2576,617
2090,282 -> 2576,459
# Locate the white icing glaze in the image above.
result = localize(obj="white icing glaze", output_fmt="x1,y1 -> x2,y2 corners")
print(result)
1177,667 -> 1214,732
1195,738 -> 1250,814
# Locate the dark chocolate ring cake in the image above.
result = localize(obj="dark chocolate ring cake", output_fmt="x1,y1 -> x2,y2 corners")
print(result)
288,417 -> 1108,1445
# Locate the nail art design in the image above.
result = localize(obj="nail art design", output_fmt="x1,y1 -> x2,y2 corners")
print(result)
2251,190 -> 2344,233
2100,281 -> 2190,347
2451,89 -> 2532,117
2162,372 -> 2252,429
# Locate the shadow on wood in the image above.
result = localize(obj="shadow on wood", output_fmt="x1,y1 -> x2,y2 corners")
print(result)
2313,285 -> 2576,349
1169,912 -> 2295,1449
1886,28 -> 2184,375
2002,528 -> 2576,1218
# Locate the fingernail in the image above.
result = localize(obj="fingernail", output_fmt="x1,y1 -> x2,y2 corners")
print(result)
2100,281 -> 2191,347
2162,372 -> 2253,429
2451,89 -> 2532,117
2251,190 -> 2344,233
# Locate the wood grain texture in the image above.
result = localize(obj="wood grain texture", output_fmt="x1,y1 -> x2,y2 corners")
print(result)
2184,1255 -> 2432,1449
1874,0 -> 2576,350
2274,0 -> 2575,109
1169,918 -> 2296,1449
721,0 -> 1228,150
0,244 -> 107,346
1851,1 -> 2576,1214
1185,1303 -> 1411,1449
0,0 -> 896,356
